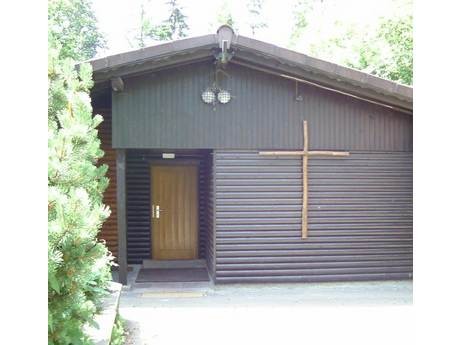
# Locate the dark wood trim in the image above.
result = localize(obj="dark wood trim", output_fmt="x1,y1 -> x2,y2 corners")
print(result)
211,151 -> 217,281
116,149 -> 128,285
149,166 -> 154,260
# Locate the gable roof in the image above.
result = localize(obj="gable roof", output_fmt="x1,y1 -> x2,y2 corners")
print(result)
87,25 -> 412,112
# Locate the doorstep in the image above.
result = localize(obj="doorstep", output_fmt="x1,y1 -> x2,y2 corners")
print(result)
142,259 -> 207,269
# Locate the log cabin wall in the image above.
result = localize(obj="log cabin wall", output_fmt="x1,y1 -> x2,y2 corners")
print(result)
97,59 -> 412,283
94,108 -> 216,269
96,109 -> 118,258
213,150 -> 413,283
124,150 -> 213,264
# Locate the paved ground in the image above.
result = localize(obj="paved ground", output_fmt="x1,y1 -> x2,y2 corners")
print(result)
114,266 -> 412,345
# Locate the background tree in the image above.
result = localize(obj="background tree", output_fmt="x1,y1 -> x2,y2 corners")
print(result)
289,0 -> 319,48
48,0 -> 106,60
154,0 -> 190,40
291,0 -> 412,85
130,0 -> 189,48
216,0 -> 238,30
246,0 -> 268,36
372,15 -> 413,84
308,13 -> 413,85
131,1 -> 155,48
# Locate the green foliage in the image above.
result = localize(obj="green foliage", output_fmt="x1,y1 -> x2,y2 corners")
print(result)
290,1 -> 412,85
48,21 -> 113,344
132,2 -> 153,48
48,0 -> 106,61
160,0 -> 190,40
132,0 -> 189,47
322,15 -> 412,85
216,0 -> 237,30
110,314 -> 126,345
289,0 -> 317,47
247,0 -> 268,36
306,11 -> 412,85
372,15 -> 413,84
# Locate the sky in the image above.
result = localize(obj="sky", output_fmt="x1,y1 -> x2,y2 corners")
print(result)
92,0 -> 409,59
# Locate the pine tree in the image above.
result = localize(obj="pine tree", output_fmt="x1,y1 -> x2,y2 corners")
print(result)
133,2 -> 154,48
165,0 -> 189,39
48,36 -> 113,344
131,0 -> 189,47
48,0 -> 106,60
152,0 -> 189,41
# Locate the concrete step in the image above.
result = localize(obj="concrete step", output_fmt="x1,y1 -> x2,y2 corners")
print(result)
142,259 -> 207,269
86,282 -> 122,345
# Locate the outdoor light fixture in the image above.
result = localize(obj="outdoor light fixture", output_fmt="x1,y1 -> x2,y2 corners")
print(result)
201,88 -> 216,104
201,88 -> 232,105
217,89 -> 231,104
202,64 -> 233,106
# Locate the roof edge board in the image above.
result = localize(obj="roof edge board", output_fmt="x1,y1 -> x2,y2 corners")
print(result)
231,59 -> 412,114
87,34 -> 217,73
232,36 -> 412,103
87,29 -> 412,111
232,53 -> 412,111
92,52 -> 214,83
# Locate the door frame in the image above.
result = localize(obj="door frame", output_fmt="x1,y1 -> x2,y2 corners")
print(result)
149,159 -> 200,260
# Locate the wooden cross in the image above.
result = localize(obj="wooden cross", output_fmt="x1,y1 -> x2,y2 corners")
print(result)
259,121 -> 350,239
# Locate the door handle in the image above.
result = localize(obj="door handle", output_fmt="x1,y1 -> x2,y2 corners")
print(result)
152,205 -> 163,219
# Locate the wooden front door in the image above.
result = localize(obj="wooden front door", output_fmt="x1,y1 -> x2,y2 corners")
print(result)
151,164 -> 198,260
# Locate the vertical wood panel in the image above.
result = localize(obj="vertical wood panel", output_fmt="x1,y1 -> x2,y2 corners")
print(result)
302,121 -> 308,239
113,62 -> 412,151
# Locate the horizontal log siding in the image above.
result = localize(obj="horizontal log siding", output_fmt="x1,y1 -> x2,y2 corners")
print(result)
214,151 -> 413,283
126,151 -> 150,263
97,110 -> 118,258
126,150 -> 212,264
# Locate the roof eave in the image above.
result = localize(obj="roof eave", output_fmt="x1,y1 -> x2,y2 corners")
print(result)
87,34 -> 217,83
232,35 -> 412,108
87,30 -> 412,112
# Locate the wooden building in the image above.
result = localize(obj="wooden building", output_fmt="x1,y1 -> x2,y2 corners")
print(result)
89,26 -> 413,285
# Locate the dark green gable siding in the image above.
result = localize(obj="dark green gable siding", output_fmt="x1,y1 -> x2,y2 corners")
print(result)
112,61 -> 412,151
